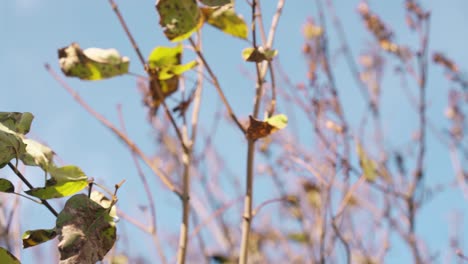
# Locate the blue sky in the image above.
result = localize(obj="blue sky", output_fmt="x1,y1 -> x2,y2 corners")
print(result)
2,0 -> 468,263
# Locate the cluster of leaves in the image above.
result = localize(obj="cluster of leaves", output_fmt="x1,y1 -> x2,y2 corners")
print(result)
0,112 -> 117,263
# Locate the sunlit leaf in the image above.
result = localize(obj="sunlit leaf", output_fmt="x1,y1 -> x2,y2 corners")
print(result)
146,45 -> 197,113
22,229 -> 57,249
303,20 -> 323,40
199,0 -> 231,7
265,114 -> 288,130
20,139 -> 54,171
0,179 -> 14,193
58,43 -> 129,80
148,45 -> 197,80
148,45 -> 183,68
201,6 -> 248,39
56,194 -> 116,263
356,141 -> 378,182
25,179 -> 88,199
0,247 -> 20,264
0,123 -> 27,168
110,255 -> 129,264
242,47 -> 278,62
0,112 -> 34,135
287,232 -> 309,244
156,0 -> 202,42
49,165 -> 87,183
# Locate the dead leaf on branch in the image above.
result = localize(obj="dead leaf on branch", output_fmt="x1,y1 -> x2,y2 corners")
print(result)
246,114 -> 288,140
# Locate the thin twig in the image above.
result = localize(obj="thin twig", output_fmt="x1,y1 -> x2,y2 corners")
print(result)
107,0 -> 188,153
116,106 -> 167,264
45,64 -> 180,196
107,0 -> 146,67
188,37 -> 246,134
7,162 -> 58,217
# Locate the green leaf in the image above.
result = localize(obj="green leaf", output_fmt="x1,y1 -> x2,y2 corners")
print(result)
242,47 -> 278,62
0,123 -> 27,168
287,232 -> 309,244
0,112 -> 34,135
201,6 -> 248,39
49,165 -> 87,183
22,229 -> 57,249
58,43 -> 130,80
265,114 -> 288,130
199,0 -> 231,7
0,179 -> 14,193
148,45 -> 197,80
148,45 -> 183,68
0,247 -> 20,264
356,142 -> 378,182
20,139 -> 54,171
25,179 -> 88,199
146,45 -> 197,113
156,0 -> 202,42
56,194 -> 116,263
168,61 -> 198,78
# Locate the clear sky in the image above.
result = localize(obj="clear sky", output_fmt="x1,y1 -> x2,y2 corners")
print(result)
2,0 -> 468,263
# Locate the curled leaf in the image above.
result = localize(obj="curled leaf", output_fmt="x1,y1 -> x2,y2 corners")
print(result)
201,6 -> 248,39
20,139 -> 54,171
242,47 -> 278,62
58,43 -> 129,80
146,45 -> 197,114
22,229 -> 57,249
246,114 -> 288,140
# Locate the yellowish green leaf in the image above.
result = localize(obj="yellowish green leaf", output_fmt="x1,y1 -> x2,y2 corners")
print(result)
201,6 -> 248,39
356,141 -> 378,182
26,180 -> 88,199
0,247 -> 20,264
49,165 -> 87,183
146,45 -> 197,113
58,43 -> 129,80
265,114 -> 288,130
22,229 -> 57,249
287,233 -> 309,244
